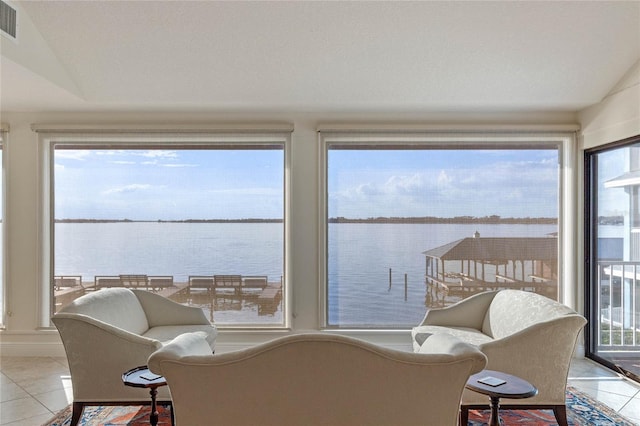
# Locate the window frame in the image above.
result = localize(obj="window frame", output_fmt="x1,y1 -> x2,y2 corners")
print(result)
36,129 -> 292,330
584,134 -> 640,377
318,130 -> 577,329
0,125 -> 6,329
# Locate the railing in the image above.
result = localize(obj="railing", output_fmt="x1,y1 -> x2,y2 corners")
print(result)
596,261 -> 640,352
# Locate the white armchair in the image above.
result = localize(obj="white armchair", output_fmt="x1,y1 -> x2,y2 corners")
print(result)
148,332 -> 487,426
52,288 -> 217,425
411,289 -> 587,426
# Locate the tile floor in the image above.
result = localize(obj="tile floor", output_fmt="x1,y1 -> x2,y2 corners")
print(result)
2,355 -> 640,425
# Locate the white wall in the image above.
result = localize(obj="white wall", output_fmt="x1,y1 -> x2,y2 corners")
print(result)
580,59 -> 640,149
0,110 -> 582,356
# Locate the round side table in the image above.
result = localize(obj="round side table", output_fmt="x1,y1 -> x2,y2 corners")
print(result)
462,369 -> 538,426
122,366 -> 172,426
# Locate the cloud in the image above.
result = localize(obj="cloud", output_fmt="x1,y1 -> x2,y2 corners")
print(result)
102,184 -> 152,195
329,159 -> 558,218
55,151 -> 91,161
137,150 -> 178,159
161,163 -> 197,168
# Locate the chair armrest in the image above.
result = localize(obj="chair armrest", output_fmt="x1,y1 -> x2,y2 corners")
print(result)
420,290 -> 499,328
478,315 -> 586,404
53,312 -> 161,347
148,332 -> 213,374
52,314 -> 163,402
418,333 -> 487,373
132,289 -> 211,327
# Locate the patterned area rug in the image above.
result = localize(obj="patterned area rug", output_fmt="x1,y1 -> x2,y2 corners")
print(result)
43,387 -> 634,425
43,404 -> 172,426
468,386 -> 636,425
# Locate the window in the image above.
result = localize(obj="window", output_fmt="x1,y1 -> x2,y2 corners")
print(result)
321,132 -> 568,329
585,135 -> 640,382
0,131 -> 4,328
45,131 -> 289,328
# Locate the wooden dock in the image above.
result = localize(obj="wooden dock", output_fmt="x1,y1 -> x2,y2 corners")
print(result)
54,275 -> 283,316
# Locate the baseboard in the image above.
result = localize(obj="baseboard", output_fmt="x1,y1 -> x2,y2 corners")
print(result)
0,341 -> 67,357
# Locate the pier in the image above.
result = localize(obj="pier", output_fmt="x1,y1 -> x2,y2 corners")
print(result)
53,274 -> 283,317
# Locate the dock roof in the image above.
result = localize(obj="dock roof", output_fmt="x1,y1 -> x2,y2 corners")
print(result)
422,237 -> 557,262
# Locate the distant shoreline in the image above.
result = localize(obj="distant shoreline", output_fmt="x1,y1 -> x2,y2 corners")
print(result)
55,216 -> 559,225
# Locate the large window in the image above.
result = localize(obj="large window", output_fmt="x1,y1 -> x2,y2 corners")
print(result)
48,134 -> 288,328
321,133 -> 566,329
0,136 -> 3,328
585,135 -> 640,382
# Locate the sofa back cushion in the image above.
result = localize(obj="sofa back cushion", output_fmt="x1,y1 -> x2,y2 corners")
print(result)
59,288 -> 149,335
481,289 -> 577,339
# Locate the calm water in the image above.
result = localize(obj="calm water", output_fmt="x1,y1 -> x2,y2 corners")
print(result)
55,222 -> 556,327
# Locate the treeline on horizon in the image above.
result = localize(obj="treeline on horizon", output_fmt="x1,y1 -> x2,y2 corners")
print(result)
55,215 -> 557,225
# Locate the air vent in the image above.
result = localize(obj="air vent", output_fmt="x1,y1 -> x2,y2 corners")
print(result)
0,0 -> 17,40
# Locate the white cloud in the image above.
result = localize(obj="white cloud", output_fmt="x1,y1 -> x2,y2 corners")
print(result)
137,150 -> 178,159
102,184 -> 152,195
55,151 -> 91,161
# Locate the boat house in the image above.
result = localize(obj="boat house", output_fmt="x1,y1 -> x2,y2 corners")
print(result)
423,232 -> 558,307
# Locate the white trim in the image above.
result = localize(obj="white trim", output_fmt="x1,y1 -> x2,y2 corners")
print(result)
317,123 -> 580,133
318,130 -> 575,328
36,130 -> 292,329
31,123 -> 294,134
560,133 -> 578,310
0,129 -> 6,328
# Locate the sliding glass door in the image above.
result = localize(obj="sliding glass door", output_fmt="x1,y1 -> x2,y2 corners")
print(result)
586,135 -> 640,381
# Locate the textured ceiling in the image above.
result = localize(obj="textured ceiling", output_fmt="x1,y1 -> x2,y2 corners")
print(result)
2,1 -> 639,113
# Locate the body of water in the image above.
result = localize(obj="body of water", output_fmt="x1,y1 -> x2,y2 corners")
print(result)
55,222 -> 556,327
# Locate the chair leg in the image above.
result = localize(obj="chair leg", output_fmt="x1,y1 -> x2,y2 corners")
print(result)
459,405 -> 469,426
553,405 -> 568,426
70,402 -> 84,426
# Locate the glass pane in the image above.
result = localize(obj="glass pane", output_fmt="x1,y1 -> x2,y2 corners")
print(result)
53,147 -> 285,327
590,142 -> 640,380
0,147 -> 3,325
327,147 -> 559,328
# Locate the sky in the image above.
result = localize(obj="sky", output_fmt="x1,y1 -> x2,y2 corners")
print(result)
54,147 -> 561,220
597,148 -> 633,218
328,148 -> 559,218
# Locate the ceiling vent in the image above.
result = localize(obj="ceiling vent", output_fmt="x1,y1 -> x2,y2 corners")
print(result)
0,0 -> 17,40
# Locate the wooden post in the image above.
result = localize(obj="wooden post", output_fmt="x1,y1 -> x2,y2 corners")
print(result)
404,273 -> 408,301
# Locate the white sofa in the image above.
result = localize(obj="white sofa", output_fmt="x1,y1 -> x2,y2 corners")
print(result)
148,332 -> 487,426
52,287 -> 217,426
411,289 -> 587,426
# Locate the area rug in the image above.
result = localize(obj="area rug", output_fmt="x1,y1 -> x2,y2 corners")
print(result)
42,404 -> 172,426
43,387 -> 635,425
467,386 -> 636,425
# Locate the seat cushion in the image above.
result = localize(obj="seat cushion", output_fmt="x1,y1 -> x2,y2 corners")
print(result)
412,325 -> 493,352
143,325 -> 217,350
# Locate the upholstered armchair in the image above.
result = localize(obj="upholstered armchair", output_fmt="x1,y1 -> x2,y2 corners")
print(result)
148,332 -> 487,426
52,288 -> 217,426
411,289 -> 587,426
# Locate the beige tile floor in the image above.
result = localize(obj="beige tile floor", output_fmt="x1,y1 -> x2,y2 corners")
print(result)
1,355 -> 640,425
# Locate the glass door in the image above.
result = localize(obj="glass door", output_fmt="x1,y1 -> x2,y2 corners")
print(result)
586,135 -> 640,382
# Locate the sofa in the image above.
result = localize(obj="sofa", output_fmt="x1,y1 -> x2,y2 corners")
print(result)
52,287 -> 217,426
148,332 -> 487,426
411,289 -> 587,426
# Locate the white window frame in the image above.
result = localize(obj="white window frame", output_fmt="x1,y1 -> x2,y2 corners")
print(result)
35,125 -> 293,330
318,129 -> 577,329
0,124 -> 7,328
